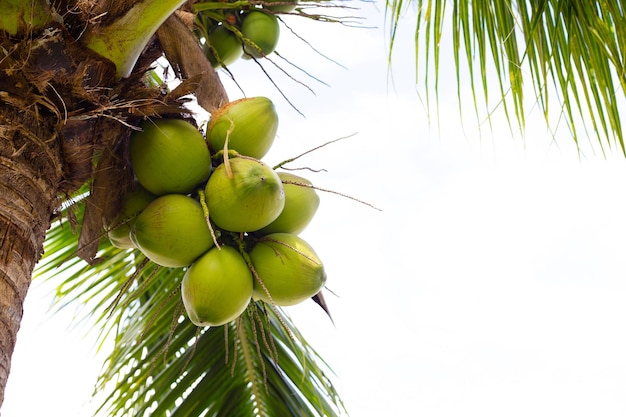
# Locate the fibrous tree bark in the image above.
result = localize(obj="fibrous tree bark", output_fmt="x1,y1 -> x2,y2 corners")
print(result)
0,85 -> 60,406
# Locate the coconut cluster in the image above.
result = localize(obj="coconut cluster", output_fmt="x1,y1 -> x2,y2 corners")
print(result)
107,96 -> 325,327
199,0 -> 296,68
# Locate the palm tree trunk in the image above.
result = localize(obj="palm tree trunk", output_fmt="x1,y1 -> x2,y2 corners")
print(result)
0,97 -> 61,407
0,20 -> 105,407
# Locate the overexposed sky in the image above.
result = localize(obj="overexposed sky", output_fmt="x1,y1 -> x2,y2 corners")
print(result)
5,2 -> 626,416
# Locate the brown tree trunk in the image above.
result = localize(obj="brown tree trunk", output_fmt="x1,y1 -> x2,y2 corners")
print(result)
0,93 -> 61,407
0,21 -> 106,408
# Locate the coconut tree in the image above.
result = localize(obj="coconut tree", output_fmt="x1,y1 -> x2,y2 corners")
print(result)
3,0 -> 626,416
1,0 -> 344,415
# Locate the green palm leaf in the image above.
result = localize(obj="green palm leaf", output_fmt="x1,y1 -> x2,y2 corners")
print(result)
36,195 -> 345,416
387,0 -> 626,152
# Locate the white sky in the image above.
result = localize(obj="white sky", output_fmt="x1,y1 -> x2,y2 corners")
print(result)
5,2 -> 626,416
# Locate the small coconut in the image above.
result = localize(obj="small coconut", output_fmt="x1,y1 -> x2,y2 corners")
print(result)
108,184 -> 157,249
182,245 -> 253,327
130,194 -> 214,267
205,157 -> 284,232
130,119 -> 211,196
250,233 -> 326,306
204,24 -> 243,68
257,172 -> 320,235
207,97 -> 278,159
241,11 -> 280,59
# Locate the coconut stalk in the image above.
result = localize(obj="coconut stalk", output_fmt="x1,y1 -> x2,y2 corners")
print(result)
157,13 -> 229,111
82,0 -> 187,78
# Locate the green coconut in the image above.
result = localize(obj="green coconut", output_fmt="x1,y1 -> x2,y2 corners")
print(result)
205,157 -> 285,232
241,10 -> 280,59
108,184 -> 157,249
182,245 -> 253,327
204,24 -> 243,68
130,194 -> 214,267
257,172 -> 320,235
130,119 -> 211,195
250,233 -> 326,306
207,96 -> 278,159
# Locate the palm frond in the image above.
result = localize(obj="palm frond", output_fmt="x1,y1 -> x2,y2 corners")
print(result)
36,197 -> 345,416
387,0 -> 626,153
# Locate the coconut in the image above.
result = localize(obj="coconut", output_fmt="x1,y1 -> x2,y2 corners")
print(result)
181,245 -> 253,327
130,194 -> 214,267
130,119 -> 211,196
207,97 -> 278,159
241,11 -> 280,59
204,24 -> 243,68
250,233 -> 326,306
257,172 -> 320,235
205,157 -> 284,232
108,184 -> 157,249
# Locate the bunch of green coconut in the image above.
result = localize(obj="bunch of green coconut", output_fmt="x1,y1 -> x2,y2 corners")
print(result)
107,96 -> 325,327
198,0 -> 298,68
